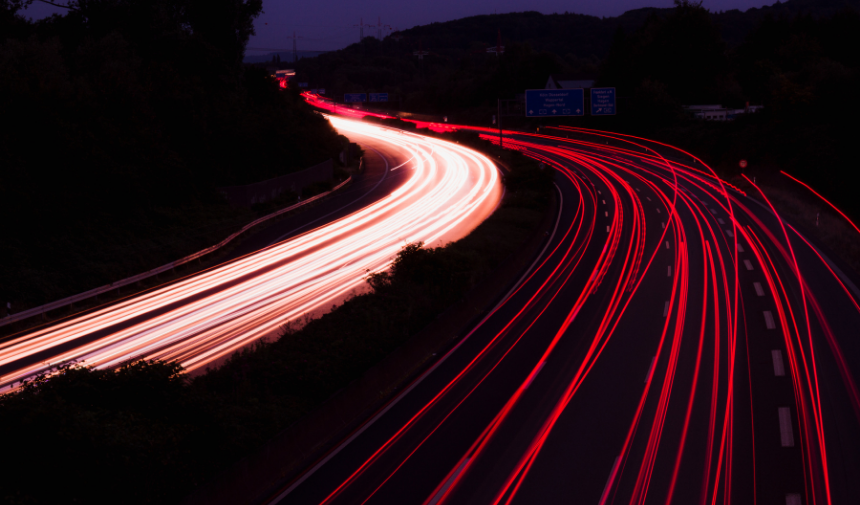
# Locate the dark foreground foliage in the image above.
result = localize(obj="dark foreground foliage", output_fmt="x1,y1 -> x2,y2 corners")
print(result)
0,145 -> 551,505
0,0 -> 343,311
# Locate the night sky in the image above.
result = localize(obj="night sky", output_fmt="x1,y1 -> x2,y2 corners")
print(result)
24,0 -> 777,53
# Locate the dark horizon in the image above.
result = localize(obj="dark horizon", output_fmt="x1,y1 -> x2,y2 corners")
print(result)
23,0 -> 777,54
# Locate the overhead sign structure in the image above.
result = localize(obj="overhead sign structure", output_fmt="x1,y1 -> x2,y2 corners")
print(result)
369,93 -> 389,102
590,87 -> 616,115
344,93 -> 367,103
525,89 -> 584,117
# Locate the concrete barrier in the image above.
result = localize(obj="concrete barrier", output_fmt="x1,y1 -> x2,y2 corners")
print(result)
219,160 -> 334,208
1,176 -> 351,329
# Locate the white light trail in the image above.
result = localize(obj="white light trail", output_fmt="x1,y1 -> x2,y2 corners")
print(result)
0,116 -> 502,389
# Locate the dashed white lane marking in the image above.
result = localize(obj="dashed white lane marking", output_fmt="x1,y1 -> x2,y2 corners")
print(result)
726,230 -> 734,237
602,200 -> 606,204
665,241 -> 670,250
663,301 -> 670,317
656,208 -> 661,214
668,266 -> 672,277
754,282 -> 765,297
710,208 -> 717,214
718,218 -> 725,224
598,190 -> 602,195
605,211 -> 608,217
737,243 -> 745,252
764,311 -> 776,330
599,456 -> 621,505
606,226 -> 610,232
786,493 -> 802,505
428,458 -> 471,505
635,187 -> 640,192
646,197 -> 652,202
779,407 -> 795,447
744,259 -> 754,271
772,350 -> 786,377
523,361 -> 546,390
645,356 -> 656,383
661,222 -> 666,229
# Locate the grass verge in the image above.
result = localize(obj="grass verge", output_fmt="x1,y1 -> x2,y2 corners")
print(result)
0,134 -> 553,505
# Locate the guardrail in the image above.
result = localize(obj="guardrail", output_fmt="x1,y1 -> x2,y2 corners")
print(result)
1,176 -> 353,329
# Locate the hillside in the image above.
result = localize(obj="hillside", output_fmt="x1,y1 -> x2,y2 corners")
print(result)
293,0 -> 860,106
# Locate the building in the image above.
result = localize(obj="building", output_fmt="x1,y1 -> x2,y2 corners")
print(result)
545,75 -> 595,90
685,104 -> 764,121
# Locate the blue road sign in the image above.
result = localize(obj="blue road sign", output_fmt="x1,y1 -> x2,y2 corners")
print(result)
591,87 -> 616,115
344,93 -> 367,103
369,93 -> 389,102
525,89 -> 584,117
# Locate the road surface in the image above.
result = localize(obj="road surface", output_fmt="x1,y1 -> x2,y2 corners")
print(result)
0,116 -> 502,389
270,126 -> 860,505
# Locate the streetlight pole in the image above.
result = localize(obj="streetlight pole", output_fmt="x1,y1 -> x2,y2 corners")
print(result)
498,98 -> 503,149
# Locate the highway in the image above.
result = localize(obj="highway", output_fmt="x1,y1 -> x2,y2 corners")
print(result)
269,126 -> 860,505
0,116 -> 502,389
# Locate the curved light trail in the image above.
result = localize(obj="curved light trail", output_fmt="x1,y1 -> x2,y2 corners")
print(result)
0,116 -> 502,389
275,122 -> 860,505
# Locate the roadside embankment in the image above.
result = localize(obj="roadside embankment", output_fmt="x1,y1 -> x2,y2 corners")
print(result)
183,144 -> 557,505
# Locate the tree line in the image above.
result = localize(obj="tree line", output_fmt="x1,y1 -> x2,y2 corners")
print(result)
0,0 -> 343,311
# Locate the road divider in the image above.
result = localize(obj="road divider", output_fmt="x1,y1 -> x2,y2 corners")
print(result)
0,177 -> 353,330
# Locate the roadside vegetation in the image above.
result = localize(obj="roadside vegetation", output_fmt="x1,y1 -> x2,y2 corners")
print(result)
0,134 -> 553,504
0,0 -> 344,316
302,0 -> 860,273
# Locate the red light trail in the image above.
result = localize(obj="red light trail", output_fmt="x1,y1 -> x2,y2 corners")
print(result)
272,105 -> 860,505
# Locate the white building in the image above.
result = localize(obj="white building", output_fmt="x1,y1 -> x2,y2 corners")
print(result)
545,75 -> 595,90
685,104 -> 764,121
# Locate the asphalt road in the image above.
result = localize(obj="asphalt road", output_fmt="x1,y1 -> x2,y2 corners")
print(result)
0,117 -> 502,388
270,128 -> 860,505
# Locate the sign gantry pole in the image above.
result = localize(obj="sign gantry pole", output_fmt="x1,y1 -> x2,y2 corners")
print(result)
498,98 -> 503,149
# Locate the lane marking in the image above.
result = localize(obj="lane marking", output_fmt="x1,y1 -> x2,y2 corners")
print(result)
645,356 -> 656,383
656,208 -> 661,214
598,190 -> 601,195
270,145 -> 392,245
753,282 -> 765,297
786,493 -> 802,505
718,218 -> 725,224
602,199 -> 606,204
523,361 -> 546,390
606,226 -> 610,233
737,243 -> 745,252
764,311 -> 776,330
427,458 -> 471,505
599,456 -> 621,505
668,266 -> 672,277
635,187 -> 640,192
661,222 -> 665,229
725,230 -> 734,237
663,301 -> 670,317
268,183 -> 568,503
605,211 -> 608,217
772,350 -> 786,376
779,407 -> 795,447
665,241 -> 670,250
744,259 -> 754,271
389,155 -> 416,171
646,197 -> 652,202
710,208 -> 717,214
